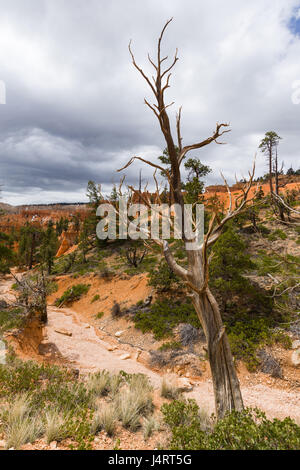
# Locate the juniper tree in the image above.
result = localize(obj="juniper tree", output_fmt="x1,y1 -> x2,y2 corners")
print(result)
118,19 -> 257,418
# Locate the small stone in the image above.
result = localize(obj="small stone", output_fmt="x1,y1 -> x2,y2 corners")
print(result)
120,353 -> 131,360
8,447 -> 14,450
177,377 -> 193,392
292,340 -> 300,350
115,331 -> 124,338
107,345 -> 118,352
0,440 -> 6,448
49,441 -> 57,449
54,329 -> 72,337
291,349 -> 300,367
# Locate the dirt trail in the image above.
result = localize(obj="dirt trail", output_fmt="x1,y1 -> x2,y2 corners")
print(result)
1,276 -> 300,422
46,304 -> 162,387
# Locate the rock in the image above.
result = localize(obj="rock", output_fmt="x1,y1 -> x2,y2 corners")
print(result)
49,441 -> 57,449
115,331 -> 124,338
120,353 -> 131,360
292,340 -> 300,350
106,345 -> 118,352
0,300 -> 8,309
8,447 -> 14,450
54,329 -> 72,337
0,440 -> 6,448
143,295 -> 153,307
176,377 -> 193,392
291,349 -> 300,367
0,349 -> 6,365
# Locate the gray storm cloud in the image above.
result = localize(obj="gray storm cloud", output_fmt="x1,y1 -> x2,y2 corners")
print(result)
0,0 -> 300,204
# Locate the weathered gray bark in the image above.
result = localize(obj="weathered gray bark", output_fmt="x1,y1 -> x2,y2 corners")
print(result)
192,289 -> 243,418
187,250 -> 243,418
164,242 -> 244,418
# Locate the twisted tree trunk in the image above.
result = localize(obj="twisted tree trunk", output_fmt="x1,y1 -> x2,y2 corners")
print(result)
186,250 -> 243,419
193,290 -> 243,418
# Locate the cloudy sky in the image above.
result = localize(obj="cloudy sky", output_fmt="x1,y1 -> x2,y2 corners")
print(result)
0,0 -> 300,205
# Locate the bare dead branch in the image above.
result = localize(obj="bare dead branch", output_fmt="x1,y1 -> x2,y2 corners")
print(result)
178,123 -> 231,165
272,192 -> 300,215
176,106 -> 183,153
163,240 -> 188,278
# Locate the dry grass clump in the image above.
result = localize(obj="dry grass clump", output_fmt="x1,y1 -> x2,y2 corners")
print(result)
2,394 -> 44,449
116,374 -> 153,431
142,415 -> 161,440
91,403 -> 117,437
86,370 -> 111,397
160,378 -> 181,400
44,409 -> 66,444
109,374 -> 123,397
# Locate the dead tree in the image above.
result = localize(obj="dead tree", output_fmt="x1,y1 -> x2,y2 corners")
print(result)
11,271 -> 48,324
118,19 -> 258,418
125,245 -> 147,268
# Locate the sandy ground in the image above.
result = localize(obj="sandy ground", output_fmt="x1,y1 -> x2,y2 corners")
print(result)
1,275 -> 300,423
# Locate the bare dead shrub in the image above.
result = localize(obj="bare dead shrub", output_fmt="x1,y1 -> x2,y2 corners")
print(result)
257,350 -> 283,378
178,324 -> 200,346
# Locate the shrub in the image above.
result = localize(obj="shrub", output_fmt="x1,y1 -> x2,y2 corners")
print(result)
111,302 -> 122,318
159,341 -> 182,352
268,229 -> 288,241
148,260 -> 182,292
162,400 -> 300,450
257,350 -> 283,378
134,299 -> 199,340
226,318 -> 291,371
54,284 -> 90,307
91,295 -> 100,303
0,307 -> 26,334
149,350 -> 168,368
178,324 -> 200,346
